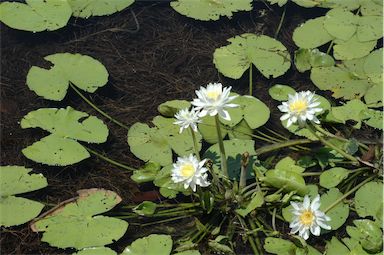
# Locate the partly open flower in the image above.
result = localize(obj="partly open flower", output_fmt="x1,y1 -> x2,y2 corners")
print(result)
191,82 -> 238,121
171,154 -> 210,192
174,107 -> 201,134
289,195 -> 331,240
278,91 -> 322,128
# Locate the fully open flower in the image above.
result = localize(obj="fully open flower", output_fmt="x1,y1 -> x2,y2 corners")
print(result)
278,91 -> 322,128
171,154 -> 210,192
191,82 -> 238,121
289,195 -> 331,240
174,107 -> 201,133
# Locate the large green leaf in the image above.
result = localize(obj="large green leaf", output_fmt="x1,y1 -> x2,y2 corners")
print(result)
363,48 -> 383,85
0,166 -> 47,227
198,116 -> 228,144
68,0 -> 134,18
31,189 -> 128,249
333,35 -> 377,60
121,234 -> 172,255
0,0 -> 72,32
73,247 -> 117,255
331,99 -> 368,129
361,109 -> 383,129
354,181 -> 383,222
293,17 -> 334,49
263,168 -> 307,195
319,188 -> 349,230
213,33 -> 291,79
263,238 -> 296,255
360,0 -> 383,16
323,8 -> 357,41
357,16 -> 383,42
317,0 -> 360,10
27,53 -> 109,101
170,0 -> 252,21
268,84 -> 296,101
319,167 -> 350,188
346,219 -> 383,253
22,134 -> 90,166
204,139 -> 256,179
235,191 -> 264,217
21,107 -> 108,143
325,237 -> 349,255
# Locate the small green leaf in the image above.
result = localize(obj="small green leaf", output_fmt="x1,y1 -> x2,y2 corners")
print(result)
68,0 -> 134,18
0,166 -> 47,227
319,188 -> 349,230
325,237 -> 350,255
121,234 -> 172,255
263,169 -> 307,195
264,237 -> 296,255
31,189 -> 128,249
22,134 -> 90,166
333,35 -> 377,60
131,162 -> 161,184
346,219 -> 383,253
323,8 -> 357,41
354,181 -> 383,222
133,201 -> 157,216
266,0 -> 287,7
21,107 -> 109,143
235,191 -> 264,217
170,0 -> 252,21
293,17 -> 334,49
275,156 -> 305,174
331,99 -> 368,129
158,100 -> 191,117
319,167 -> 350,188
213,33 -> 291,79
268,84 -> 296,101
361,109 -> 383,129
0,0 -> 72,32
73,247 -> 117,255
154,165 -> 192,197
294,48 -> 335,73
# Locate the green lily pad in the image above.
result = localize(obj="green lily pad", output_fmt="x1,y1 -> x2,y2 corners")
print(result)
268,84 -> 296,101
357,16 -> 383,42
354,181 -> 383,222
153,165 -> 192,197
333,35 -> 377,60
361,109 -> 383,129
292,0 -> 319,8
198,116 -> 228,144
170,0 -> 252,21
310,66 -> 370,100
293,17 -> 334,49
22,134 -> 90,166
282,120 -> 319,141
227,119 -> 253,140
317,0 -> 360,10
266,0 -> 287,7
174,251 -> 201,255
319,167 -> 350,188
325,237 -> 349,255
204,139 -> 256,180
294,48 -> 335,72
158,100 -> 191,117
364,84 -> 383,107
27,53 -> 109,101
323,8 -> 357,41
131,162 -> 161,184
21,107 -> 108,143
133,201 -> 157,216
235,191 -> 264,217
0,0 -> 72,32
263,168 -> 307,195
213,33 -> 291,79
0,166 -> 47,227
275,157 -> 305,173
331,99 -> 368,129
31,189 -> 128,249
68,0 -> 134,18
346,219 -> 383,253
319,188 -> 349,230
360,0 -> 383,16
363,48 -> 383,85
73,247 -> 117,255
121,234 -> 172,255
264,237 -> 296,255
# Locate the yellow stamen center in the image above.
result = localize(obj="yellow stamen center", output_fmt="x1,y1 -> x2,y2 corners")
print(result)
300,210 -> 314,226
206,90 -> 220,100
180,164 -> 195,177
289,100 -> 308,113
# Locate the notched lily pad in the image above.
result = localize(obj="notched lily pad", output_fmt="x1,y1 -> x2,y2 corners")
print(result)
31,189 -> 128,249
331,99 -> 368,129
319,167 -> 349,188
268,84 -> 296,101
333,35 -> 376,60
323,8 -> 357,41
170,0 -> 253,21
27,53 -> 109,101
121,234 -> 173,255
0,166 -> 47,227
213,33 -> 291,79
346,219 -> 383,253
68,0 -> 134,18
294,48 -> 335,72
158,100 -> 191,117
293,17 -> 334,49
354,181 -> 383,222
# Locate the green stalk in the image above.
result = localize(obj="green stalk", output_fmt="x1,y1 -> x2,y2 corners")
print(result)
85,146 -> 137,171
274,5 -> 287,39
255,139 -> 312,155
70,83 -> 130,130
324,175 -> 375,213
215,115 -> 228,177
139,215 -> 194,227
190,126 -> 201,161
249,64 -> 253,96
326,40 -> 334,55
239,152 -> 250,190
247,218 -> 262,254
307,123 -> 359,164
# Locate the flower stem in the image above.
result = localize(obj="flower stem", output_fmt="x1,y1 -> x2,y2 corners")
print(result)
255,139 -> 312,155
215,115 -> 228,177
307,123 -> 359,164
70,83 -> 130,130
190,126 -> 201,161
85,146 -> 137,171
274,5 -> 286,39
249,64 -> 253,96
324,175 -> 375,213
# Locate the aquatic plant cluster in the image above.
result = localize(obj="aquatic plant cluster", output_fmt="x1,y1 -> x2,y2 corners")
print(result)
0,0 -> 383,254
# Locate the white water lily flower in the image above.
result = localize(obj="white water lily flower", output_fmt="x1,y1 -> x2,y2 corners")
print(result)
289,195 -> 331,240
191,82 -> 238,121
174,107 -> 201,133
278,91 -> 322,128
171,154 -> 210,192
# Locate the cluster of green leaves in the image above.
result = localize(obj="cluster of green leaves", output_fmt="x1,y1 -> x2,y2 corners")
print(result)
0,0 -> 135,32
0,166 -> 47,227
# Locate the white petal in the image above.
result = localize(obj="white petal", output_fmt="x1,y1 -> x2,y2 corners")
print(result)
311,225 -> 321,236
310,195 -> 321,211
303,196 -> 310,209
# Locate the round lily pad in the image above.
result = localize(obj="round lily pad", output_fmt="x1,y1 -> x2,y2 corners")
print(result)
293,17 -> 334,49
331,99 -> 368,129
319,188 -> 349,230
268,84 -> 296,101
294,48 -> 335,73
121,234 -> 172,255
158,100 -> 191,117
357,16 -> 383,42
361,109 -> 383,129
333,35 -> 377,60
73,247 -> 117,255
363,48 -> 383,85
319,167 -> 350,189
68,0 -> 134,18
354,181 -> 383,222
323,8 -> 357,41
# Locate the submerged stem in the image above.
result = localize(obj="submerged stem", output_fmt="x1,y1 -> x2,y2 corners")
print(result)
274,5 -> 287,39
215,115 -> 228,177
70,83 -> 130,130
249,64 -> 253,96
85,146 -> 137,171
